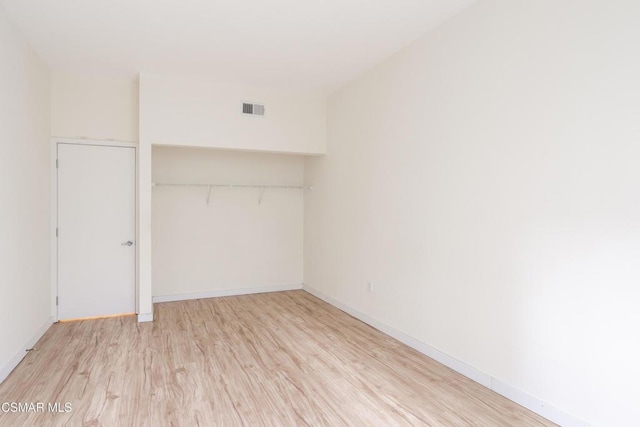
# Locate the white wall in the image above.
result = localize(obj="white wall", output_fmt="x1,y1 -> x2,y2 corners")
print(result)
51,72 -> 138,141
152,147 -> 304,298
304,1 -> 640,426
0,5 -> 52,381
139,74 -> 326,154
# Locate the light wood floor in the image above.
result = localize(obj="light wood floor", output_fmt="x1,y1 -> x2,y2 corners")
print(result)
0,291 -> 555,426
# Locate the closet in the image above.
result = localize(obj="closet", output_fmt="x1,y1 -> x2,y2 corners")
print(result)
139,73 -> 326,310
151,147 -> 307,301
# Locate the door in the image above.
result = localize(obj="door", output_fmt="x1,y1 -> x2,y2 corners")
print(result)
57,143 -> 136,320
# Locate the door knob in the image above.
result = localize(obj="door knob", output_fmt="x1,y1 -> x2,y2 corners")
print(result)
122,241 -> 134,246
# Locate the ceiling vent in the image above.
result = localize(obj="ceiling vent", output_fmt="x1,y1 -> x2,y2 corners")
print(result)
242,102 -> 265,116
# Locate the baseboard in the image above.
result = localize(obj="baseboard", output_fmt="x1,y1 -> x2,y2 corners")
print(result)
137,312 -> 154,323
302,285 -> 587,427
152,283 -> 303,303
0,316 -> 54,384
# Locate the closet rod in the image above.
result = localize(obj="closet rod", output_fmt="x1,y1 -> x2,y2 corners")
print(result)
153,182 -> 312,190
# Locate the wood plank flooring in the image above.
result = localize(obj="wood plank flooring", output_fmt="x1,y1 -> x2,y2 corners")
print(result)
0,290 -> 555,426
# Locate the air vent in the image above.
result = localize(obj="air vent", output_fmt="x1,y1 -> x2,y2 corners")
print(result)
242,102 -> 265,116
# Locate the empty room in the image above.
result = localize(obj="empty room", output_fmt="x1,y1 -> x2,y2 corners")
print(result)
0,0 -> 638,426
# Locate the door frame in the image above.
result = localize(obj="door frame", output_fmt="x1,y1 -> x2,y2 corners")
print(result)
50,138 -> 138,322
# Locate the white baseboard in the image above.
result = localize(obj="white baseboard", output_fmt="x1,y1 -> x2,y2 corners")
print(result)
0,316 -> 54,384
152,283 -> 303,304
302,285 -> 587,427
137,312 -> 154,323
490,378 -> 588,427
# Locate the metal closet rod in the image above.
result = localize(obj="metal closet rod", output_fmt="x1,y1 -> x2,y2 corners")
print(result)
152,182 -> 313,190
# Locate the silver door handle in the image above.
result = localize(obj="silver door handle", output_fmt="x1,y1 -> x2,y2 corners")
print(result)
122,241 -> 134,246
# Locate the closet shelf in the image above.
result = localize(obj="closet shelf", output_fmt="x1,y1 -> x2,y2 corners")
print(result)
152,182 -> 312,205
152,182 -> 312,190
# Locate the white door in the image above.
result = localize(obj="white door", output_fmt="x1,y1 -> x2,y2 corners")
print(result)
57,143 -> 136,320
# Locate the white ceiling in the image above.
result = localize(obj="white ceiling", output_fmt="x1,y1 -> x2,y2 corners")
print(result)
1,0 -> 477,92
